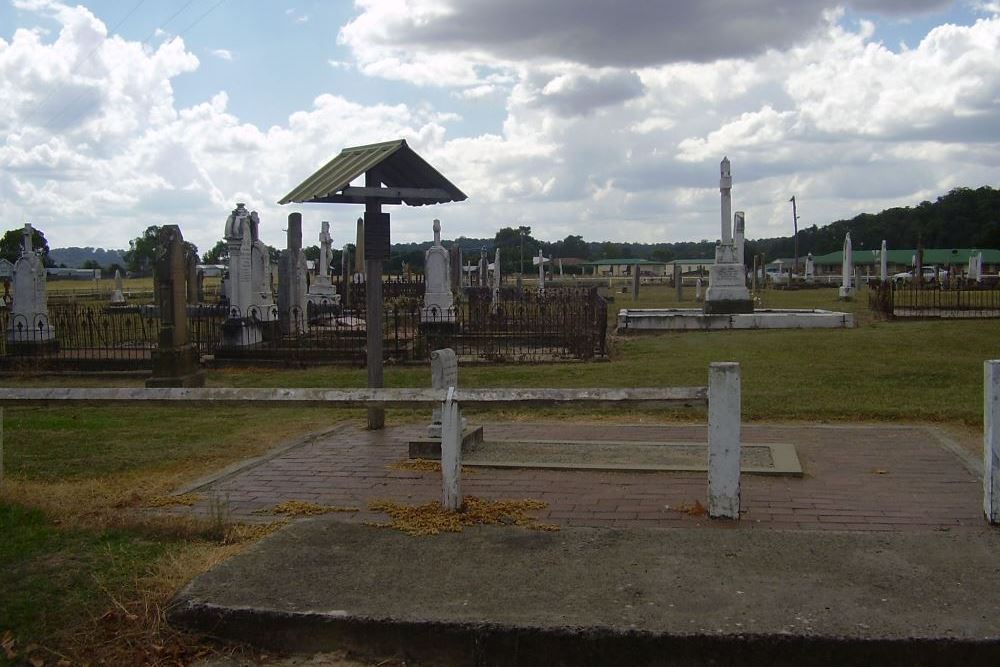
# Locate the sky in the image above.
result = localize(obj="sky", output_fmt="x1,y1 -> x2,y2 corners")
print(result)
1,0 -> 999,254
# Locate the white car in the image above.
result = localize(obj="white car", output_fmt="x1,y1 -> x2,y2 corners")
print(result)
892,266 -> 947,285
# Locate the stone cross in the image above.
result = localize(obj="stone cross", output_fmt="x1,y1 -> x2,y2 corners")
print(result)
22,223 -> 32,255
535,249 -> 547,289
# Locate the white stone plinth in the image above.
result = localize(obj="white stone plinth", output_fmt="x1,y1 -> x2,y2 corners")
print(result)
708,362 -> 741,520
838,286 -> 855,300
617,308 -> 853,331
704,261 -> 751,314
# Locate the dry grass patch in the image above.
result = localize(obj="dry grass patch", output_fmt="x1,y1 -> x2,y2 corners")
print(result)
256,500 -> 360,516
367,496 -> 558,536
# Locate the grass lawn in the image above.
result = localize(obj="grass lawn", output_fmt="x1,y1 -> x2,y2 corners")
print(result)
2,283 -> 998,661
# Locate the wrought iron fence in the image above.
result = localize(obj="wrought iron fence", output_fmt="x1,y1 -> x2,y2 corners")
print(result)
869,282 -> 1000,319
1,287 -> 607,371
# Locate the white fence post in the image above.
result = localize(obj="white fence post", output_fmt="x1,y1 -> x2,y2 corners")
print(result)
708,362 -> 741,520
985,361 -> 1000,524
441,387 -> 463,511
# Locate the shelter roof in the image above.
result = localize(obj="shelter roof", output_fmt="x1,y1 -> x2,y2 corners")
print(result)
278,139 -> 466,206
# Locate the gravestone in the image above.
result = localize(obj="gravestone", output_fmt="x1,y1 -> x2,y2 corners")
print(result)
880,240 -> 888,283
421,219 -> 455,322
6,223 -> 56,348
110,269 -> 126,306
534,249 -> 549,292
146,225 -> 204,388
490,248 -> 501,314
805,253 -> 815,283
408,347 -> 483,458
695,277 -> 703,302
839,232 -> 855,300
305,220 -> 340,309
477,248 -> 489,287
704,157 -> 752,314
223,203 -> 274,346
278,213 -> 310,334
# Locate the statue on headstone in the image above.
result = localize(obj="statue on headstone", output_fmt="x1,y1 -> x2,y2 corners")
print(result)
805,253 -> 815,283
305,220 -> 340,310
222,203 -> 275,346
422,219 -> 456,323
6,223 -> 56,347
704,157 -> 752,314
146,225 -> 204,387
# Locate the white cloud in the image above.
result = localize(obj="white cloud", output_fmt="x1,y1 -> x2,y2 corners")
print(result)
210,48 -> 233,61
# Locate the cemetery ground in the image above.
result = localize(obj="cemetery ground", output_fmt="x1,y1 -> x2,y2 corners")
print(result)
1,283 -> 998,665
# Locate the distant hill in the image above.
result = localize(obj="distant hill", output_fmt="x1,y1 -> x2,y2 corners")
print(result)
48,247 -> 126,268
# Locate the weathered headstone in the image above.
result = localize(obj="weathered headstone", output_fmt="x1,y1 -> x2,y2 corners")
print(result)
695,277 -> 703,302
422,220 -> 456,323
534,249 -> 549,293
223,203 -> 274,346
146,225 -> 204,388
490,248 -> 501,314
839,232 -> 855,300
278,213 -> 310,334
6,223 -> 55,347
805,253 -> 815,283
880,240 -> 888,283
110,269 -> 126,306
704,158 -> 752,314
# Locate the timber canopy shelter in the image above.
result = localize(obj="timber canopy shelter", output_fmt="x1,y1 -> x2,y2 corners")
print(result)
278,139 -> 467,430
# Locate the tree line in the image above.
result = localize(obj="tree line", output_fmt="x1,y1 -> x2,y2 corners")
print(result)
5,186 -> 997,274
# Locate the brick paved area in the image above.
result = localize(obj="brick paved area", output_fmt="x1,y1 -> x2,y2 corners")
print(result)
176,422 -> 983,531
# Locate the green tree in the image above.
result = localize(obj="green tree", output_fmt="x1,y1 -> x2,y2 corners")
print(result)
494,225 -> 539,273
0,226 -> 52,266
202,240 -> 228,264
552,234 -> 589,259
124,226 -> 197,273
81,259 -> 102,271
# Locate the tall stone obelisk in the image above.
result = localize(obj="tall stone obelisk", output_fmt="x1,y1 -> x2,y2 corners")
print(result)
704,157 -> 752,314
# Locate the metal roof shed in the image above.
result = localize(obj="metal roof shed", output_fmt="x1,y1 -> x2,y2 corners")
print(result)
279,139 -> 466,430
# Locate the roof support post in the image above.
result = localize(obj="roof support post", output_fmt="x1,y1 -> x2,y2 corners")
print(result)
365,169 -> 385,430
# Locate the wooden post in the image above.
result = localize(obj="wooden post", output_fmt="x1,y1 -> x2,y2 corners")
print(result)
632,264 -> 640,301
985,360 -> 1000,524
674,263 -> 683,302
365,170 -> 385,430
708,362 -> 741,520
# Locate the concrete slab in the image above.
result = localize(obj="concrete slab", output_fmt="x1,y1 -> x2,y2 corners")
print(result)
459,439 -> 803,476
617,308 -> 854,332
171,520 -> 1000,665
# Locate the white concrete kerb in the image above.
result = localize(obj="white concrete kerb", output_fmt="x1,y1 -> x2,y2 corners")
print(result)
984,361 -> 1000,524
441,386 -> 462,511
708,362 -> 741,520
